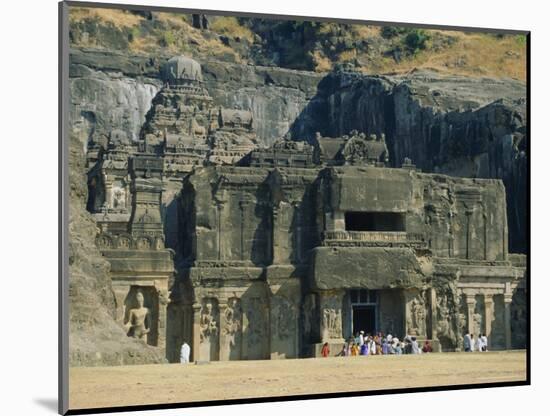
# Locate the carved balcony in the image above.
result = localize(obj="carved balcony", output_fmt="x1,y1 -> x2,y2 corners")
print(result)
321,230 -> 427,248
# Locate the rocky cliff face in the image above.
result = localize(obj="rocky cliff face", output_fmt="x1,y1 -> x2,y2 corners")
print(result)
69,49 -> 527,253
68,130 -> 166,366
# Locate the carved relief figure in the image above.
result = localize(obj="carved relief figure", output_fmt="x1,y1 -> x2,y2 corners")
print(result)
200,301 -> 218,342
223,298 -> 242,358
273,297 -> 295,340
112,187 -> 126,210
322,308 -> 342,339
124,290 -> 151,342
245,297 -> 267,359
407,296 -> 426,336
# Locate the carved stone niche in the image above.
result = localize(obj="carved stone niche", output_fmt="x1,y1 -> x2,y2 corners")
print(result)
199,297 -> 220,361
123,286 -> 160,346
221,297 -> 243,361
319,290 -> 344,342
241,295 -> 269,360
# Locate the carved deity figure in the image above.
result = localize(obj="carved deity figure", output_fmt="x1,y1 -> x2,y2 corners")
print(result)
407,296 -> 426,336
200,301 -> 218,342
223,298 -> 242,350
124,290 -> 151,341
112,188 -> 126,210
322,308 -> 342,339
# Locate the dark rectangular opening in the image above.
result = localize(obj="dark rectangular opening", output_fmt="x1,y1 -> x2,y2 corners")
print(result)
345,211 -> 405,232
353,306 -> 377,335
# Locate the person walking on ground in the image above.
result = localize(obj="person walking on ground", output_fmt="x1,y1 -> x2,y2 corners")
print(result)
481,333 -> 488,351
463,333 -> 472,352
180,341 -> 191,364
321,342 -> 330,357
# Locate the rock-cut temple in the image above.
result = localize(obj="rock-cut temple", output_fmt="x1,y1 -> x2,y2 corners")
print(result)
85,55 -> 527,362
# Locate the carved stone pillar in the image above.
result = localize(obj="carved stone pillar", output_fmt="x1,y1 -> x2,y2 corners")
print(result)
504,294 -> 513,349
271,205 -> 280,264
238,200 -> 250,261
218,302 -> 229,361
112,286 -> 129,324
191,303 -> 201,362
428,287 -> 437,340
104,180 -> 113,209
215,201 -> 225,261
466,294 -> 476,335
156,287 -> 168,351
483,294 -> 494,349
465,209 -> 473,259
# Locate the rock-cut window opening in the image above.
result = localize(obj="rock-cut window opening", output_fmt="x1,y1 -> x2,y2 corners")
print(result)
344,212 -> 406,232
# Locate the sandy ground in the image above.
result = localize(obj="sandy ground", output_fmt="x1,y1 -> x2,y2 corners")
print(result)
69,350 -> 527,410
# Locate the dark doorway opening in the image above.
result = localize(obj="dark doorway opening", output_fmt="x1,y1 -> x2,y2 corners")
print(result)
345,211 -> 406,232
352,305 -> 377,335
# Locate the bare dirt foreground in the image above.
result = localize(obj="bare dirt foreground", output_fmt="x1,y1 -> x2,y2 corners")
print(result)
69,350 -> 526,410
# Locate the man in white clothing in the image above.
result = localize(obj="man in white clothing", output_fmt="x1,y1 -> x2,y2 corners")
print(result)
180,341 -> 191,364
359,331 -> 365,346
480,333 -> 488,351
463,333 -> 472,352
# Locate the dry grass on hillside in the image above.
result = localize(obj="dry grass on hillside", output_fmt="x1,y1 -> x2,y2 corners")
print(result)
69,7 -> 144,28
359,30 -> 527,81
69,7 -> 526,81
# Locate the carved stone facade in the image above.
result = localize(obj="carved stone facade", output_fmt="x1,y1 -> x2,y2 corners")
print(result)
85,55 -> 527,362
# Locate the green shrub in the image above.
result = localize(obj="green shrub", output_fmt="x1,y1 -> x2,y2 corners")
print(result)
159,31 -> 175,47
381,26 -> 400,39
404,29 -> 430,53
128,26 -> 140,43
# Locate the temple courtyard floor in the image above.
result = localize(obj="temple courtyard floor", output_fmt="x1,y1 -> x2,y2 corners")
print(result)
69,350 -> 527,410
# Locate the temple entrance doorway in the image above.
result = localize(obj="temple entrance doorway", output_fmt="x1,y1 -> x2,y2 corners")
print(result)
353,306 -> 376,335
350,289 -> 379,336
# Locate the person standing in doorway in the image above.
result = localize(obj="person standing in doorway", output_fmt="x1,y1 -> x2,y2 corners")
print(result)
180,341 -> 191,364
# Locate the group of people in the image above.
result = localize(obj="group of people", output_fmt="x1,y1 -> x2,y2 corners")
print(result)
320,331 -> 433,357
463,333 -> 489,352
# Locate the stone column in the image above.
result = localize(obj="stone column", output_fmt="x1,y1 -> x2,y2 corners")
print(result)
216,201 -> 225,261
428,288 -> 437,340
112,285 -> 129,324
465,209 -> 473,259
218,302 -> 229,361
104,178 -> 113,209
191,303 -> 201,362
466,294 -> 476,335
156,288 -> 168,351
241,301 -> 249,360
504,294 -> 513,349
483,294 -> 494,349
271,205 -> 280,264
238,201 -> 249,261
